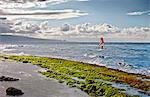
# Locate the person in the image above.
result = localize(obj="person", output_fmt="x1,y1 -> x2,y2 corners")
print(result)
100,37 -> 104,49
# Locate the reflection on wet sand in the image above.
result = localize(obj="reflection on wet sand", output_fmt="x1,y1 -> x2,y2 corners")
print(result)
0,60 -> 90,97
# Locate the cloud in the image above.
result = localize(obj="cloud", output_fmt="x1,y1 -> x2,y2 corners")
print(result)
0,0 -> 89,9
0,0 -> 64,9
127,10 -> 150,16
0,9 -> 88,20
0,20 -> 150,41
1,20 -> 150,42
0,0 -> 88,21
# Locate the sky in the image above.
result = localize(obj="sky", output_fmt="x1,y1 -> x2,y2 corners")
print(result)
0,0 -> 150,42
43,0 -> 149,27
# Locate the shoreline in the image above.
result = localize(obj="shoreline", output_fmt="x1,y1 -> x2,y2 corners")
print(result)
0,59 -> 90,97
51,57 -> 150,79
2,52 -> 150,77
0,54 -> 150,97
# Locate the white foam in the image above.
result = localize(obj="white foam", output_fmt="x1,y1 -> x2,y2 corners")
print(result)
83,53 -> 97,58
0,44 -> 18,52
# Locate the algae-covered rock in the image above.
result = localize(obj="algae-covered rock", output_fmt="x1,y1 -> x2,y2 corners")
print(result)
0,76 -> 19,81
6,87 -> 24,96
2,55 -> 148,97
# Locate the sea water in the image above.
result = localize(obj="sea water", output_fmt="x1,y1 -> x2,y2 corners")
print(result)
1,35 -> 150,75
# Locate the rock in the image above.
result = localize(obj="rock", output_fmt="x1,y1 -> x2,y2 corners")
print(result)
0,76 -> 19,81
6,87 -> 24,96
99,56 -> 104,58
22,61 -> 29,63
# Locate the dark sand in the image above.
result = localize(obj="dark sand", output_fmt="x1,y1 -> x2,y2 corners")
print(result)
0,60 -> 90,97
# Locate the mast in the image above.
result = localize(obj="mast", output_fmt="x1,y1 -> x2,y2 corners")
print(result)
100,37 -> 104,49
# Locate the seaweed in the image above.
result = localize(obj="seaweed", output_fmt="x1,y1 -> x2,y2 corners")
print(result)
1,55 -> 149,97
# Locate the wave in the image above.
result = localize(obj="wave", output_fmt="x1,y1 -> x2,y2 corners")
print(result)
15,52 -> 29,55
83,53 -> 97,58
0,44 -> 18,52
1,42 -> 150,76
0,44 -> 29,56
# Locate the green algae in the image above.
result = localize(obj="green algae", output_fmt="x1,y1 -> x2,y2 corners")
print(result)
1,55 -> 150,97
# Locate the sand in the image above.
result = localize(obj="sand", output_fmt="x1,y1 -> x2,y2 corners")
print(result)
0,60 -> 90,97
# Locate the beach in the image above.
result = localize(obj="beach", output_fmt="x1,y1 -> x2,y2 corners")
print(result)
0,35 -> 150,97
0,59 -> 90,97
0,55 -> 150,97
1,35 -> 150,76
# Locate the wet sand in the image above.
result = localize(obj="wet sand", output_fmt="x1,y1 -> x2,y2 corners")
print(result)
0,60 -> 90,97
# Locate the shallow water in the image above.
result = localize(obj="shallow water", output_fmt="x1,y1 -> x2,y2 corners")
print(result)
1,35 -> 150,97
0,60 -> 90,97
1,35 -> 150,75
1,42 -> 150,76
96,79 -> 149,97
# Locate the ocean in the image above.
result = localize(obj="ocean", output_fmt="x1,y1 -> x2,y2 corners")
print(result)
1,35 -> 150,75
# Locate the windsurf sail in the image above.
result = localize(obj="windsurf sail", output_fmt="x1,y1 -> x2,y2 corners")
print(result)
100,37 -> 104,49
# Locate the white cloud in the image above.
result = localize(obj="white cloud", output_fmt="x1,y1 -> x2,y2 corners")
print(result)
0,0 -> 55,9
1,20 -> 150,42
0,9 -> 88,20
0,1 -> 38,9
0,0 -> 88,21
0,0 -> 89,9
127,10 -> 150,16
